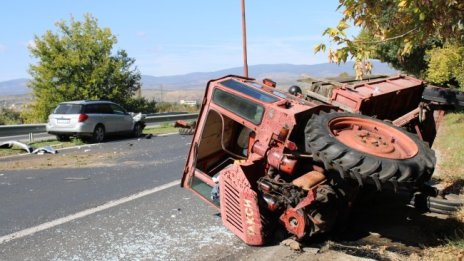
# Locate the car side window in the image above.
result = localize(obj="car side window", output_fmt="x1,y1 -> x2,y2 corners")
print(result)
110,104 -> 127,115
95,104 -> 113,114
84,104 -> 99,114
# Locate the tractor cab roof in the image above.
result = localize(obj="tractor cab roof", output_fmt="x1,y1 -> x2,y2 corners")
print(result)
207,75 -> 324,116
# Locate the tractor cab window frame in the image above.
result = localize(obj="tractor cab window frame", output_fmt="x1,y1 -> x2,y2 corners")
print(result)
212,88 -> 264,125
220,79 -> 279,103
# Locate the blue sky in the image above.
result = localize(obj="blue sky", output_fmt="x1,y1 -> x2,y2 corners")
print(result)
0,0 -> 358,81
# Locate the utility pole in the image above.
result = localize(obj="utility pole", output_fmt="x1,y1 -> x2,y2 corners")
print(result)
241,0 -> 249,77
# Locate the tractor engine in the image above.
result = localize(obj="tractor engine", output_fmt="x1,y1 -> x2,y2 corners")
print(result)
257,170 -> 343,240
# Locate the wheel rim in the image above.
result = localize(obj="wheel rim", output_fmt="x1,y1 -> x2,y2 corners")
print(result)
95,127 -> 104,142
134,124 -> 142,136
328,117 -> 418,159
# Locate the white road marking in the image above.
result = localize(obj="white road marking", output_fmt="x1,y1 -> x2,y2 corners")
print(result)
0,179 -> 180,244
157,132 -> 177,136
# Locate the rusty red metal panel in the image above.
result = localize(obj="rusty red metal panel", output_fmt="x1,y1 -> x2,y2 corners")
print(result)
219,164 -> 264,245
330,75 -> 424,120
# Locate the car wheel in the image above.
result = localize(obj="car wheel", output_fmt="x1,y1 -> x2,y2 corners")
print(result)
133,123 -> 143,137
93,125 -> 105,143
56,135 -> 70,142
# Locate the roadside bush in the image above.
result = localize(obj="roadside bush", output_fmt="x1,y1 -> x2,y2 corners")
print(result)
124,97 -> 157,113
0,108 -> 23,125
156,102 -> 199,113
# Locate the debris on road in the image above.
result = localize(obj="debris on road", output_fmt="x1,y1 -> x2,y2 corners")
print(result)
32,146 -> 57,154
0,140 -> 58,155
174,120 -> 196,135
281,239 -> 302,251
0,141 -> 59,155
0,140 -> 34,153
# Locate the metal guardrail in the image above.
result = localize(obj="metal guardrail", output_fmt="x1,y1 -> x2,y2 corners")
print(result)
145,113 -> 198,124
0,124 -> 46,137
0,113 -> 198,137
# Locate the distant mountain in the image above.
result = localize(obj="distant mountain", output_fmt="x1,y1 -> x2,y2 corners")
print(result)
0,61 -> 397,95
140,61 -> 397,90
0,78 -> 29,95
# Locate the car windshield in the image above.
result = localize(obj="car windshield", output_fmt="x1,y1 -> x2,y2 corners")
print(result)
54,104 -> 83,114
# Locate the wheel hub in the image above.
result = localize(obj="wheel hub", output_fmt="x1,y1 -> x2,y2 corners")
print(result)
329,117 -> 418,159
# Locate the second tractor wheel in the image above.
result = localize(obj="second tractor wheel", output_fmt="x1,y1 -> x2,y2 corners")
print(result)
304,111 -> 435,190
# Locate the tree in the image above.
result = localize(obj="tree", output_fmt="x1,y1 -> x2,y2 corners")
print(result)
26,14 -> 141,122
315,0 -> 464,81
426,44 -> 464,90
374,37 -> 442,78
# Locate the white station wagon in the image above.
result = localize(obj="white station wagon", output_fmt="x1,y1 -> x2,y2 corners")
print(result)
46,100 -> 145,143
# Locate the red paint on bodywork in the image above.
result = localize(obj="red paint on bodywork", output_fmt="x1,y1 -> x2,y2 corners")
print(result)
331,75 -> 424,120
219,163 -> 264,245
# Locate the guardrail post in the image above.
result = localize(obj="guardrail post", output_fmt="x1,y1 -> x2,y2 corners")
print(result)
29,133 -> 34,143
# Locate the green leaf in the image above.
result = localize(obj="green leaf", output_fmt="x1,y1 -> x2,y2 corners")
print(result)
313,43 -> 327,53
337,20 -> 350,31
419,12 -> 426,21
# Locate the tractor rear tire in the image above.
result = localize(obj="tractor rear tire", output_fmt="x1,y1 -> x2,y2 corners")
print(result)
305,111 -> 435,190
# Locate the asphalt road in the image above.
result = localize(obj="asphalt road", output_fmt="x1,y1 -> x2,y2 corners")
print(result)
0,134 -> 254,260
0,132 -> 451,260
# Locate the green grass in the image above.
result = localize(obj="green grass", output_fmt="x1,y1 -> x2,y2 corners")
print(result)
426,110 -> 464,260
144,124 -> 178,135
432,111 -> 464,183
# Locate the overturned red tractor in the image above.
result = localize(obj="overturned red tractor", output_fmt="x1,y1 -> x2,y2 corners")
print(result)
181,74 -> 462,245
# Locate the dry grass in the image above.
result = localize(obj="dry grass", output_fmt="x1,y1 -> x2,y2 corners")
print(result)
142,89 -> 204,103
423,239 -> 464,261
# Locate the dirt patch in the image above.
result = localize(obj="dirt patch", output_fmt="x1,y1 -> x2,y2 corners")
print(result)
0,149 -> 127,170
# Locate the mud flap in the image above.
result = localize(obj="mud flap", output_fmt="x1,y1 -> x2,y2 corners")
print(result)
219,163 -> 264,245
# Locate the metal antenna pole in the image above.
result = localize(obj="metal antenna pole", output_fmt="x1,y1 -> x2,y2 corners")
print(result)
241,0 -> 249,77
